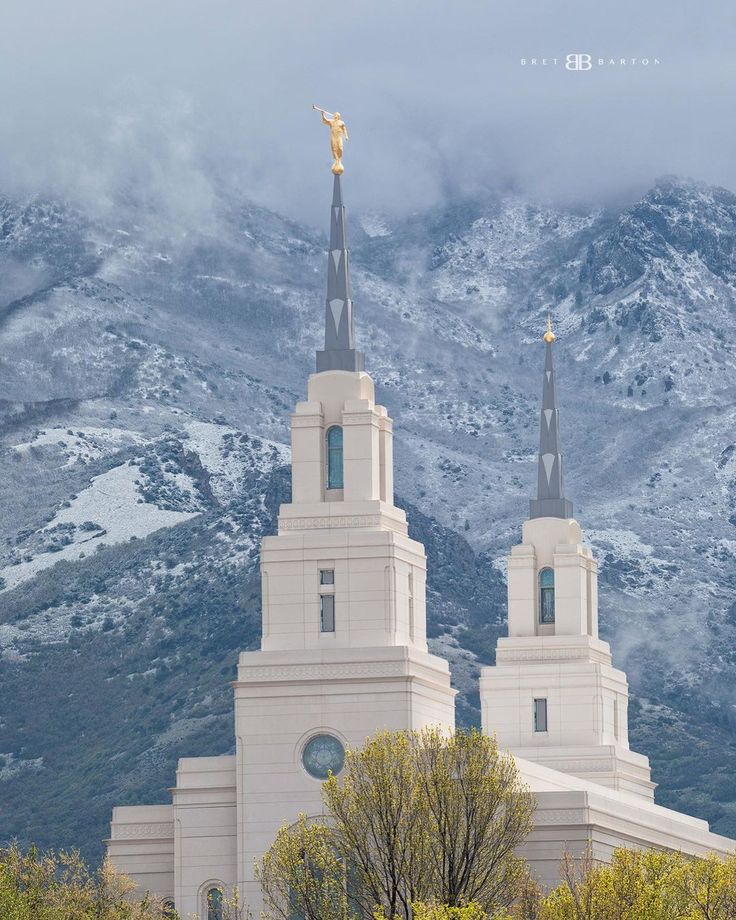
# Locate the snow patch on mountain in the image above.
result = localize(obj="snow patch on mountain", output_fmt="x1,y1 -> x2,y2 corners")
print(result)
0,462 -> 199,591
183,421 -> 288,504
431,201 -> 597,304
10,426 -> 145,468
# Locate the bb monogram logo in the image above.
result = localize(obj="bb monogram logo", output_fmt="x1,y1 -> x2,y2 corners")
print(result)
565,53 -> 593,71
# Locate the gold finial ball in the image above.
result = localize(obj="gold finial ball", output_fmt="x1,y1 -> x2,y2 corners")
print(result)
543,313 -> 556,343
331,162 -> 345,175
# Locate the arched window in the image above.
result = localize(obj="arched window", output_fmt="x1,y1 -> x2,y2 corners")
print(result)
206,887 -> 223,920
162,900 -> 176,919
539,568 -> 555,624
326,426 -> 344,490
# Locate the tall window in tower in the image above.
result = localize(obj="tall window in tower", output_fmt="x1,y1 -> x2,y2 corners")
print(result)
326,425 -> 344,489
320,594 -> 335,632
539,567 -> 555,624
319,568 -> 335,633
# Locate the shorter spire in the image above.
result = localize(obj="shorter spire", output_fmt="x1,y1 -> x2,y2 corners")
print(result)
315,174 -> 365,373
530,315 -> 573,520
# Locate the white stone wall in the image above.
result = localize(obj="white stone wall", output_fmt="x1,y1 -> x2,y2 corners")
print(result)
106,804 -> 175,903
171,756 -> 237,918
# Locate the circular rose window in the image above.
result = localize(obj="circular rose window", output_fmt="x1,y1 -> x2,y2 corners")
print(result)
301,733 -> 345,780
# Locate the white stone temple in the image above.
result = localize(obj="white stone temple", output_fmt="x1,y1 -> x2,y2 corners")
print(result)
107,174 -> 735,919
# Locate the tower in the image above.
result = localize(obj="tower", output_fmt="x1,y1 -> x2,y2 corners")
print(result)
480,318 -> 654,800
234,173 -> 456,909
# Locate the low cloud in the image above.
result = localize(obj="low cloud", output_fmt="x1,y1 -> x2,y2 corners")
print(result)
0,0 -> 732,226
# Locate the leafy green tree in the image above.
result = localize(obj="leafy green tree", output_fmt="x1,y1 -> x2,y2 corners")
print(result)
256,814 -> 349,920
374,903 -> 488,920
673,851 -> 736,919
540,848 -> 686,920
258,728 -> 534,920
411,903 -> 488,920
324,730 -> 429,919
323,729 -> 534,918
536,848 -> 736,920
0,843 -> 172,919
413,729 -> 534,911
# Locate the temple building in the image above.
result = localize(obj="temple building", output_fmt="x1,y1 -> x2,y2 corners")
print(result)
107,170 -> 735,919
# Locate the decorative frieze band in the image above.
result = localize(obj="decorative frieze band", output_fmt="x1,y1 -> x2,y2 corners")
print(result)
533,809 -> 587,826
278,514 -> 407,534
237,661 -> 410,683
537,759 -> 617,772
113,822 -> 174,839
279,514 -> 383,531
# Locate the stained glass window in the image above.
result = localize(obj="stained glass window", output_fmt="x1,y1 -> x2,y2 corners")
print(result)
539,568 -> 555,624
207,887 -> 223,920
327,426 -> 344,489
302,734 -> 345,780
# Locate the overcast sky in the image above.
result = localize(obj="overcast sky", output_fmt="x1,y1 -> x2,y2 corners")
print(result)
0,0 -> 733,225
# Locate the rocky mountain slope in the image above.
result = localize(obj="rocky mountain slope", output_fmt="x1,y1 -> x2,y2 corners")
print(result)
1,176 -> 736,860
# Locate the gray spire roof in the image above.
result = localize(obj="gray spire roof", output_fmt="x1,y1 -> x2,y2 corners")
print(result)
315,175 -> 365,373
529,333 -> 573,520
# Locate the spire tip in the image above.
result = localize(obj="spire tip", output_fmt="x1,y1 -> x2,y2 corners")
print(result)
543,312 -> 556,344
530,312 -> 572,520
315,171 -> 364,373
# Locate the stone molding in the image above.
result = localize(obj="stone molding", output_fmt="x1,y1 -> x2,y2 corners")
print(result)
533,809 -> 588,826
112,822 -> 174,839
279,514 -> 383,530
537,758 -> 620,772
291,413 -> 323,428
237,661 -> 410,683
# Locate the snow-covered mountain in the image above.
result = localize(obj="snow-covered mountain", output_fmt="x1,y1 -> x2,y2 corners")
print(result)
1,176 -> 736,860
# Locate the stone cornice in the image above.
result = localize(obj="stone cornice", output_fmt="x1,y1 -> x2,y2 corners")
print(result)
234,655 -> 455,697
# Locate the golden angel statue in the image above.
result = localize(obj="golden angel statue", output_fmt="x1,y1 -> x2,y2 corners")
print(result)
313,106 -> 349,175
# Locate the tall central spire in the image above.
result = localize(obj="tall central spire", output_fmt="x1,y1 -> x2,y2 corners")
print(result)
529,315 -> 573,519
315,175 -> 365,373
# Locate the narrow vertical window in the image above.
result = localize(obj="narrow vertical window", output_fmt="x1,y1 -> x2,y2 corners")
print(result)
534,698 -> 548,733
320,569 -> 334,585
207,888 -> 223,920
320,594 -> 335,632
326,426 -> 344,489
539,568 -> 555,624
